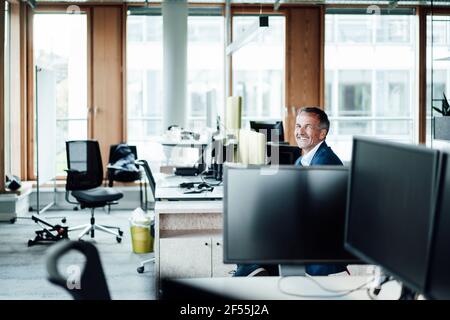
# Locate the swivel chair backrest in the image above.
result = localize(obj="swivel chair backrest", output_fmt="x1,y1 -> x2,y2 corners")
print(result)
135,159 -> 156,197
46,240 -> 111,300
66,140 -> 103,191
107,144 -> 140,186
108,144 -> 138,165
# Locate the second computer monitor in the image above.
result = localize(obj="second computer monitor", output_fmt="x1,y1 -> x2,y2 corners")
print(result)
224,165 -> 359,265
250,121 -> 284,143
345,137 -> 440,294
425,151 -> 450,300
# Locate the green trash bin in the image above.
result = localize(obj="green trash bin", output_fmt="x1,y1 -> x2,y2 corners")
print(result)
130,208 -> 154,254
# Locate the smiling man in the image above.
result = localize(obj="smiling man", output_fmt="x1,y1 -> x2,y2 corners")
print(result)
294,106 -> 342,166
234,106 -> 346,277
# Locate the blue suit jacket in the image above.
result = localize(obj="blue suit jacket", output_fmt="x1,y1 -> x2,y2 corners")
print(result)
295,141 -> 347,276
294,141 -> 343,166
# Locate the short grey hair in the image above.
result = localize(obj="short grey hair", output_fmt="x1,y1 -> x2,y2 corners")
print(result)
296,106 -> 330,133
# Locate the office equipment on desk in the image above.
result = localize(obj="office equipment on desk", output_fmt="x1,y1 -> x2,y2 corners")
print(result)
425,151 -> 450,300
250,120 -> 285,143
65,140 -> 124,242
267,144 -> 301,165
238,129 -> 266,165
345,137 -> 440,299
224,165 -> 361,276
161,140 -> 209,176
156,184 -> 223,200
46,240 -> 111,300
225,96 -> 242,136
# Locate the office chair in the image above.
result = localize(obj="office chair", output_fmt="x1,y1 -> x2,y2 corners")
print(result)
107,144 -> 141,187
107,143 -> 143,212
46,240 -> 111,300
65,140 -> 124,242
135,159 -> 156,273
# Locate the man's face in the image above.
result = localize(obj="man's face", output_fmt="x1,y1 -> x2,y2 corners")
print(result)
295,112 -> 327,154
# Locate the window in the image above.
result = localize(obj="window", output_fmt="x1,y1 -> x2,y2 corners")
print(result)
126,13 -> 164,167
187,14 -> 224,129
127,8 -> 225,169
232,15 -> 285,126
33,13 -> 88,176
427,15 -> 450,146
325,12 -> 417,161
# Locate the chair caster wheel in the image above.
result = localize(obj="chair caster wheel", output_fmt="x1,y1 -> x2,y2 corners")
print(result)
61,218 -> 67,224
10,218 -> 16,224
118,230 -> 124,236
73,206 -> 78,211
137,266 -> 144,273
116,237 -> 122,243
28,240 -> 34,247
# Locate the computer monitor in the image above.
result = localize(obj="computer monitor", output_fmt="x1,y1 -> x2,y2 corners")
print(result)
267,144 -> 301,165
425,151 -> 450,300
345,137 -> 440,295
224,165 -> 360,266
250,121 -> 284,143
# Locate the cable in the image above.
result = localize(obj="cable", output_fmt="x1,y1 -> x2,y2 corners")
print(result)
199,168 -> 223,187
366,277 -> 396,300
277,275 -> 375,299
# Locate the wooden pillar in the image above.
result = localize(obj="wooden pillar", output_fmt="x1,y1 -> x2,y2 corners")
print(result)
418,6 -> 427,145
285,6 -> 323,145
91,6 -> 124,169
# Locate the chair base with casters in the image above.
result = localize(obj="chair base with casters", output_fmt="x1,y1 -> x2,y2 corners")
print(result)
27,215 -> 69,247
68,207 -> 123,242
65,188 -> 124,243
137,257 -> 155,273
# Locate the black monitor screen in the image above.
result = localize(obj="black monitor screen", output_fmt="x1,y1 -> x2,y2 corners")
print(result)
426,152 -> 450,300
345,137 -> 439,293
268,145 -> 301,165
250,121 -> 284,142
224,165 -> 359,264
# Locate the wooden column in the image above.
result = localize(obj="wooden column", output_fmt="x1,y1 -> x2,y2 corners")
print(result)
285,6 -> 323,145
0,0 -> 5,192
91,6 -> 124,170
418,6 -> 427,145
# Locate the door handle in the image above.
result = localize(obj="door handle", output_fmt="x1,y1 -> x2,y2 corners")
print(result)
88,107 -> 99,116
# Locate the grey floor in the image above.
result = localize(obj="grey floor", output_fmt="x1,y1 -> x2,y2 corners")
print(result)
0,209 -> 156,300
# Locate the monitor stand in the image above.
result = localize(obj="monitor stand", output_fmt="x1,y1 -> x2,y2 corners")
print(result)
278,264 -> 306,277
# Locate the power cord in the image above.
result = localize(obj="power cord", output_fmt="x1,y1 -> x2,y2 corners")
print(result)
277,275 -> 375,299
199,168 -> 223,187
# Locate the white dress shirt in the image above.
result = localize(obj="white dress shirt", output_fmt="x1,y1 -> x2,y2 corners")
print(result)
300,141 -> 324,167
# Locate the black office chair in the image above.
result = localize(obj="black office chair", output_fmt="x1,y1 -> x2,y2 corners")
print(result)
46,240 -> 111,300
135,159 -> 156,273
65,140 -> 123,242
107,144 -> 141,187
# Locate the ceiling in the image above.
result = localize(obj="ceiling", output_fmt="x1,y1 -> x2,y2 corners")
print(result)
31,0 -> 450,7
32,0 -> 444,5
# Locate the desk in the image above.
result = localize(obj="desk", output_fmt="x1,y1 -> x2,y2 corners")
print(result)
155,174 -> 223,200
155,201 -> 233,296
162,276 -> 403,300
